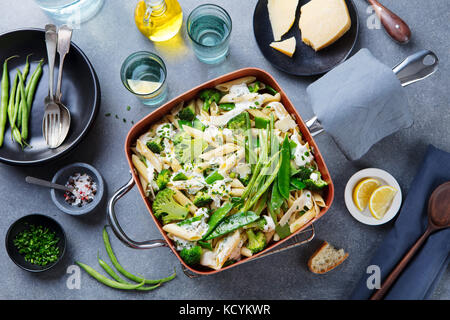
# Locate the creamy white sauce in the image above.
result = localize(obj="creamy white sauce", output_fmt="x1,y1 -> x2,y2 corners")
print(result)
210,84 -> 264,127
234,162 -> 251,178
291,132 -> 313,167
263,215 -> 276,232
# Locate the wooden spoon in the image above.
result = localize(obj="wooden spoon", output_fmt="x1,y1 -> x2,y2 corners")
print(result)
371,182 -> 450,300
367,0 -> 412,44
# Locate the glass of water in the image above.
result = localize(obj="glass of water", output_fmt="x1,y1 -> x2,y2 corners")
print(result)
120,51 -> 168,107
187,4 -> 232,64
34,0 -> 104,25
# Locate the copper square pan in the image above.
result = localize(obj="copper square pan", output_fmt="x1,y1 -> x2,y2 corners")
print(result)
107,67 -> 334,275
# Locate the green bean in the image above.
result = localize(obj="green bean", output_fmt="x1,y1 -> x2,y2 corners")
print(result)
76,261 -> 146,290
102,226 -> 176,285
97,257 -> 161,291
0,55 -> 18,147
25,59 -> 44,113
22,54 -> 32,83
16,71 -> 29,140
7,73 -> 18,128
6,73 -> 23,146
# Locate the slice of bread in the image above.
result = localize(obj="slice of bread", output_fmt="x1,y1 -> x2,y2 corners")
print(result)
308,241 -> 348,274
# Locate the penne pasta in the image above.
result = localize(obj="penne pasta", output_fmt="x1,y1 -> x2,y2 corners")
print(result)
136,139 -> 162,172
199,143 -> 239,160
169,187 -> 198,214
215,76 -> 256,92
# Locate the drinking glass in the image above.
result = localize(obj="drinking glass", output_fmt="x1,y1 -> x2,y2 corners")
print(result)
187,4 -> 232,64
120,51 -> 168,107
34,0 -> 104,25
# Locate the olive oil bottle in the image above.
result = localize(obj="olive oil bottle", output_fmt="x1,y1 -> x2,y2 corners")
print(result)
135,0 -> 183,42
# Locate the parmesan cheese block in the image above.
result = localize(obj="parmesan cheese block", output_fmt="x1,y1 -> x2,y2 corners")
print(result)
299,0 -> 351,51
270,37 -> 296,57
267,0 -> 299,41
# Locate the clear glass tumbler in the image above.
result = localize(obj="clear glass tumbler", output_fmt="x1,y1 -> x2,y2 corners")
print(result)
34,0 -> 104,25
187,4 -> 232,64
120,51 -> 168,107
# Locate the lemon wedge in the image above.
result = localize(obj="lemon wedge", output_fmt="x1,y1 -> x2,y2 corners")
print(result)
127,79 -> 161,95
353,178 -> 380,211
369,186 -> 397,220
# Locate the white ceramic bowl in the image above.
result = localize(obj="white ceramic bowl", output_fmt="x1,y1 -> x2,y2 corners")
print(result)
344,168 -> 402,225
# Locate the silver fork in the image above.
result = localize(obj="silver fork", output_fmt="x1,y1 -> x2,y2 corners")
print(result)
42,24 -> 61,149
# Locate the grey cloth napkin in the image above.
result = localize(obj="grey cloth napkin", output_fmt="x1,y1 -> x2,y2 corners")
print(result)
307,48 -> 413,160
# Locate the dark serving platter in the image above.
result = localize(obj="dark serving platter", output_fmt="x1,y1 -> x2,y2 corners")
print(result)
253,0 -> 359,76
0,28 -> 100,166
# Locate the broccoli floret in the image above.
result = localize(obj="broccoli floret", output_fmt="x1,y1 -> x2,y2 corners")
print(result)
246,229 -> 266,254
152,188 -> 189,224
178,100 -> 196,121
303,171 -> 328,190
193,191 -> 213,207
199,89 -> 221,111
227,112 -> 250,132
146,137 -> 164,154
179,245 -> 202,265
293,166 -> 314,180
156,169 -> 171,190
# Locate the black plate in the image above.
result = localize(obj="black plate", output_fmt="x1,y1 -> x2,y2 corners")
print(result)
5,214 -> 66,272
0,29 -> 100,166
253,0 -> 359,76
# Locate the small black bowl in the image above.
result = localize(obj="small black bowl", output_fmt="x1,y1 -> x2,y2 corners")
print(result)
5,214 -> 66,272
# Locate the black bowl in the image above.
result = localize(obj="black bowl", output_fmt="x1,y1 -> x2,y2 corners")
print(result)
5,214 -> 66,272
0,28 -> 100,166
253,0 -> 359,76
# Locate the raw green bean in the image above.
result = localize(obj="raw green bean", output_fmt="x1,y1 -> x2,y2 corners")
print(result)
16,71 -> 29,140
102,226 -> 176,285
0,55 -> 18,147
97,257 -> 161,291
76,261 -> 145,290
7,73 -> 18,128
15,83 -> 21,129
26,59 -> 44,113
22,54 -> 32,83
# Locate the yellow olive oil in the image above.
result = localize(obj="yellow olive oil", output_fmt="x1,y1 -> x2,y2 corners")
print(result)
135,0 -> 183,42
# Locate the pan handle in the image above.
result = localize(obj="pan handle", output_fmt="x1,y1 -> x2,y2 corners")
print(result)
107,172 -> 168,250
305,115 -> 324,137
393,50 -> 439,87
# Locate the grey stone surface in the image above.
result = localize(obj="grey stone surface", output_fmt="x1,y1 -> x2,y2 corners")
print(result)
0,0 -> 448,300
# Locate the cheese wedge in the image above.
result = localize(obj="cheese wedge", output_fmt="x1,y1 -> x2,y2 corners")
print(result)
299,0 -> 351,51
270,37 -> 296,57
268,0 -> 299,41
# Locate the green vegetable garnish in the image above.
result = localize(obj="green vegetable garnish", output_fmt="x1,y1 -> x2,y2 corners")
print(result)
13,224 -> 60,266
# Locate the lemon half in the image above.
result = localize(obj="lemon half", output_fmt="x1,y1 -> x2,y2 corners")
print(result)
353,178 -> 380,211
369,186 -> 397,220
